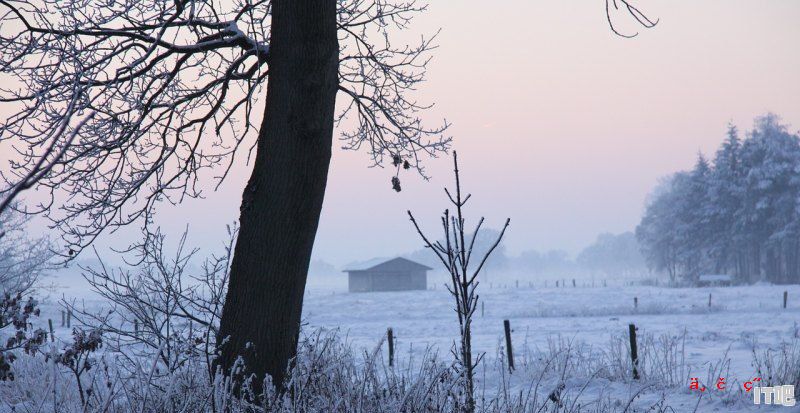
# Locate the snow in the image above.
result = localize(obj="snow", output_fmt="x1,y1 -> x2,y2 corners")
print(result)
30,269 -> 800,412
301,282 -> 800,411
303,283 -> 797,373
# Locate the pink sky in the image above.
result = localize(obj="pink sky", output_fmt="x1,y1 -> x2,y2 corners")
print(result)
6,1 -> 800,265
311,1 -> 800,264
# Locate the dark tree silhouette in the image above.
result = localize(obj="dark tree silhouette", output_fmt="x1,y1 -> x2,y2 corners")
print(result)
0,0 -> 447,388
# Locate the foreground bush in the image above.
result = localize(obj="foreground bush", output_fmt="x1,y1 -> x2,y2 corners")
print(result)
3,324 -> 786,412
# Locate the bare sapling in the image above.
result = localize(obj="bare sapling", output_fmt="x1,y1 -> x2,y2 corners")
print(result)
408,151 -> 510,412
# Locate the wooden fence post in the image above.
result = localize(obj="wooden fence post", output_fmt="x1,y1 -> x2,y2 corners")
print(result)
387,327 -> 395,367
66,310 -> 71,328
61,310 -> 65,327
784,291 -> 788,309
481,301 -> 485,318
629,323 -> 640,380
708,293 -> 712,308
48,319 -> 54,342
634,297 -> 638,310
504,319 -> 514,372
516,280 -> 519,288
572,279 -> 576,288
134,319 -> 139,337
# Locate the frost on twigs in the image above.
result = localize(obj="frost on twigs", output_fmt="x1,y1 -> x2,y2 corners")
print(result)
408,151 -> 510,412
0,0 -> 449,257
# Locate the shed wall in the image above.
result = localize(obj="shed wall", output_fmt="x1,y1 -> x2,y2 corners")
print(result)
347,269 -> 427,292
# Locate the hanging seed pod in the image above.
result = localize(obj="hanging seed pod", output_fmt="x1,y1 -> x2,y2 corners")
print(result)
391,176 -> 401,192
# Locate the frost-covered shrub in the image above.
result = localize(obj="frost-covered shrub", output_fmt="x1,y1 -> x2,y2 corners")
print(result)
0,208 -> 53,382
0,292 -> 47,381
48,328 -> 104,405
750,337 -> 800,389
0,207 -> 53,294
0,327 -> 693,412
513,329 -> 698,389
595,330 -> 693,387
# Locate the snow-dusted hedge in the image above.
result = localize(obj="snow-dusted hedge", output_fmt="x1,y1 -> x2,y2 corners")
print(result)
2,322 -> 785,412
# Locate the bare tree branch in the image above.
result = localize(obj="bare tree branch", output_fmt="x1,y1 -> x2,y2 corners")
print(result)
408,151 -> 509,412
605,0 -> 658,38
0,111 -> 94,219
65,224 -> 235,382
0,0 -> 447,256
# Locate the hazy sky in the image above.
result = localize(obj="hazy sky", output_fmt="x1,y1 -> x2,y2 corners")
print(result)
315,0 -> 800,265
6,1 -> 800,266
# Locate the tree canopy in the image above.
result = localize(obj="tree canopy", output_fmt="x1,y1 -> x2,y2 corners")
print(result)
637,114 -> 800,285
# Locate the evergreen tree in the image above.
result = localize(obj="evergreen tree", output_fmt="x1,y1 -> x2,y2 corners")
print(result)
637,114 -> 800,285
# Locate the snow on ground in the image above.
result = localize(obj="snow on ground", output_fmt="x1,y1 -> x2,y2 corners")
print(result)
302,283 -> 799,379
304,282 -> 800,411
33,268 -> 800,411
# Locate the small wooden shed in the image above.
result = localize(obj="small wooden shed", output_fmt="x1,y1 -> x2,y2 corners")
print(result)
343,257 -> 432,293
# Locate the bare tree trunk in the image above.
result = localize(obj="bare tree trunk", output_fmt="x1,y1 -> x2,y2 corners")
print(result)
216,0 -> 338,390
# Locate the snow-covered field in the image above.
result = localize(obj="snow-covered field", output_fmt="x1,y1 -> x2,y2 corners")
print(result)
304,285 -> 800,364
33,268 -> 800,412
306,284 -> 798,387
303,283 -> 799,379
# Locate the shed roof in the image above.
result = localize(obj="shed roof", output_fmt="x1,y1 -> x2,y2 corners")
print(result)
343,257 -> 433,272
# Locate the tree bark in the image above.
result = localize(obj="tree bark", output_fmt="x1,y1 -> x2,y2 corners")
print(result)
215,0 -> 338,390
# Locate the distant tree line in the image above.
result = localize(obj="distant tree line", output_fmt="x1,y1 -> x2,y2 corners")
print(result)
576,232 -> 645,276
404,230 -> 646,279
637,114 -> 800,285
